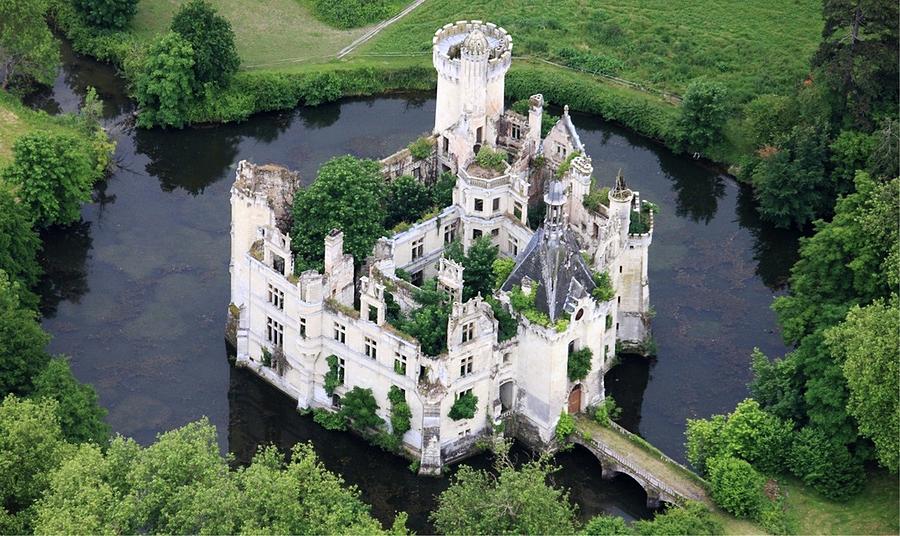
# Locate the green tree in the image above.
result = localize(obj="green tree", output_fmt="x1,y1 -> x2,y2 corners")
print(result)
432,172 -> 456,208
0,271 -> 50,397
812,0 -> 899,130
486,296 -> 517,342
396,280 -> 451,356
749,349 -> 805,423
787,426 -> 864,500
1,132 -> 95,226
385,175 -> 433,229
0,0 -> 58,89
750,124 -> 830,229
448,391 -> 478,421
73,0 -> 139,30
492,258 -> 515,290
685,414 -> 726,476
707,456 -> 764,518
388,386 -> 411,438
170,0 -> 240,88
0,185 -> 41,306
829,129 -> 876,193
460,237 -> 498,301
582,515 -> 632,535
0,396 -> 72,517
827,299 -> 899,472
132,32 -> 197,128
340,387 -> 383,430
431,442 -> 578,535
31,358 -> 110,445
632,502 -> 723,535
678,79 -> 729,150
291,156 -> 386,272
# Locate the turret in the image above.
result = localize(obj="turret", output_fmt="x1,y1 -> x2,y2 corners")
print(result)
608,170 -> 634,243
432,21 -> 512,142
527,94 -> 543,146
544,179 -> 568,239
568,154 -> 593,204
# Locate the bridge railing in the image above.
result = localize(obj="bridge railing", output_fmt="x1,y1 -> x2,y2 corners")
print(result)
579,434 -> 685,501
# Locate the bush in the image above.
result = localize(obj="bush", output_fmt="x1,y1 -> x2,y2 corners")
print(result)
592,397 -> 622,426
171,0 -> 240,88
486,297 -> 517,342
787,426 -> 864,500
555,47 -> 625,76
707,456 -> 764,518
591,271 -> 615,301
311,0 -> 391,29
583,185 -> 610,213
388,386 -> 411,438
432,172 -> 456,208
633,502 -> 723,535
582,515 -> 632,535
449,391 -> 477,421
73,0 -> 138,30
555,412 -> 576,442
474,146 -> 508,171
567,348 -> 592,382
407,136 -> 434,160
313,408 -> 347,431
384,175 -> 433,229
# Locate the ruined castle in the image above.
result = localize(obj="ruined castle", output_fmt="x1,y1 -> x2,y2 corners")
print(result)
229,21 -> 654,473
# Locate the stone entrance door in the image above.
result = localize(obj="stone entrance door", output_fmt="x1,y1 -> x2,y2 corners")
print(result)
568,384 -> 582,414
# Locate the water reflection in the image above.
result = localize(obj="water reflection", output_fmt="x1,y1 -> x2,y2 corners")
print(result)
605,355 -> 653,434
735,184 -> 800,290
36,221 -> 93,318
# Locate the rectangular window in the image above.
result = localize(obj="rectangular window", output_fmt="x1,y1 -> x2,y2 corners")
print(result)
333,322 -> 346,344
267,284 -> 284,310
462,322 -> 474,343
443,136 -> 449,153
511,124 -> 521,139
457,388 -> 473,399
413,167 -> 421,179
411,238 -> 424,260
606,314 -> 613,330
474,198 -> 484,212
492,197 -> 500,211
411,270 -> 424,287
513,202 -> 523,220
368,305 -> 378,323
503,352 -> 512,364
394,352 -> 407,376
365,337 -> 377,360
472,229 -> 482,240
266,317 -> 283,348
299,317 -> 307,338
272,254 -> 285,276
336,357 -> 345,384
459,356 -> 473,377
508,237 -> 518,256
491,228 -> 499,237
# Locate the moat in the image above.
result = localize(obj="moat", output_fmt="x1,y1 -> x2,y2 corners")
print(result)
31,43 -> 798,532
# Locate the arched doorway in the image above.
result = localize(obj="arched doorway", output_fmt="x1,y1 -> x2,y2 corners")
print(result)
568,384 -> 582,414
499,381 -> 515,413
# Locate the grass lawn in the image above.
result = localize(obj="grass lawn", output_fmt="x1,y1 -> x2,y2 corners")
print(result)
360,0 -> 823,103
782,471 -> 899,535
129,0 -> 368,68
0,92 -> 84,168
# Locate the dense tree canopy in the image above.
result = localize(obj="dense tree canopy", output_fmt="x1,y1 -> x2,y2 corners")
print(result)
1,132 -> 95,227
170,0 -> 240,88
0,272 -> 50,398
0,0 -> 58,90
73,0 -> 139,30
291,156 -> 386,272
385,175 -> 433,230
707,456 -> 764,518
826,299 -> 899,472
31,358 -> 109,445
132,32 -> 197,128
678,79 -> 729,150
0,186 -> 41,304
445,237 -> 498,301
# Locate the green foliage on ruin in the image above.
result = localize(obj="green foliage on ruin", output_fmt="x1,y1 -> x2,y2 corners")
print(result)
491,257 -> 515,290
509,283 -> 570,332
555,150 -> 581,178
407,136 -> 434,160
313,407 -> 347,431
388,386 -> 411,438
392,279 -> 451,356
628,201 -> 658,235
583,184 -> 610,213
339,387 -> 383,430
385,175 -> 434,230
554,412 -> 575,442
591,397 -> 622,426
291,156 -> 386,273
323,354 -> 342,396
591,271 -> 615,302
566,348 -> 592,382
448,391 -> 477,421
474,146 -> 507,172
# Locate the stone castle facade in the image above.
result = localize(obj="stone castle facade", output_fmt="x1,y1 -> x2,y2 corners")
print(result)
228,21 -> 654,473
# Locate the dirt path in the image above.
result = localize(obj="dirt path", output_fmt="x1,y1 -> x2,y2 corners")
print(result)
336,0 -> 429,59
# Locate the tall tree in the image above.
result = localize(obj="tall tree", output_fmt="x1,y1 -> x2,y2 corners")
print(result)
0,271 -> 50,398
827,299 -> 899,472
290,156 -> 386,272
170,0 -> 240,88
1,132 -> 95,227
0,185 -> 42,307
677,79 -> 729,150
31,358 -> 110,445
132,32 -> 197,129
73,0 -> 139,30
0,0 -> 58,90
812,0 -> 899,130
431,442 -> 578,535
385,175 -> 433,229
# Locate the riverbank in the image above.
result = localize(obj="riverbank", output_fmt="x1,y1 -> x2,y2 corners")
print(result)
48,0 -> 823,168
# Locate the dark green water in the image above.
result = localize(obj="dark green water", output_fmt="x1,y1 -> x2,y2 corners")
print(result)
28,42 -> 798,531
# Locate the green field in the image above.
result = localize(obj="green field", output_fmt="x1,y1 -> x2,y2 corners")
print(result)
783,471 -> 899,535
0,92 -> 86,167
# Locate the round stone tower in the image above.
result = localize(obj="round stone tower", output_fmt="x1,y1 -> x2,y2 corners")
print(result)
432,21 -> 512,142
608,170 -> 634,243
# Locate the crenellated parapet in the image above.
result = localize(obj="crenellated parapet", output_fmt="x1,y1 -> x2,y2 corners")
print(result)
432,20 -> 512,82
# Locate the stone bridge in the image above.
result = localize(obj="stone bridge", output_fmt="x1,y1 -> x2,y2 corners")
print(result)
571,417 -> 708,508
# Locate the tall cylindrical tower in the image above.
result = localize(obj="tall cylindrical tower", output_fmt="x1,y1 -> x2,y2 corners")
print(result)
432,21 -> 512,140
608,170 -> 634,244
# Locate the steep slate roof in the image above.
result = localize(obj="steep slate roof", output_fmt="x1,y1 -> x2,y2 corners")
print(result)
500,226 -> 596,321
